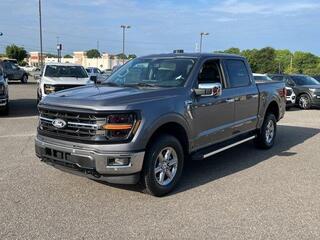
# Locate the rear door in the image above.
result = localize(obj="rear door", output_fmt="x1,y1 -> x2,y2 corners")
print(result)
191,58 -> 236,150
223,59 -> 259,135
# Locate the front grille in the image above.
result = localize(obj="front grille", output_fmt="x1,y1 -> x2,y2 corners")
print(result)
38,108 -> 107,142
53,84 -> 84,92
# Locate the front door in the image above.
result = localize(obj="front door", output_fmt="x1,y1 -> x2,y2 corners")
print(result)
191,59 -> 235,150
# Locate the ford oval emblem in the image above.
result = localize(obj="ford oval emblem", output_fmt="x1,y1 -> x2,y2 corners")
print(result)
52,119 -> 67,129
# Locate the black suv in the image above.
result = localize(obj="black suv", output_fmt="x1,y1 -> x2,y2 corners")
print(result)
269,74 -> 320,109
0,60 -> 28,83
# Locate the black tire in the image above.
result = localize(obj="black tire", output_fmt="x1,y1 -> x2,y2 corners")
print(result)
298,94 -> 311,110
255,113 -> 277,149
142,134 -> 184,197
21,74 -> 28,84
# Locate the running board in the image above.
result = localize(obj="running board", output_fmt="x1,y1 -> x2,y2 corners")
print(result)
191,134 -> 256,160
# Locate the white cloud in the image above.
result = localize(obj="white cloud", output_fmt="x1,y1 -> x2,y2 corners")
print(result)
211,0 -> 320,15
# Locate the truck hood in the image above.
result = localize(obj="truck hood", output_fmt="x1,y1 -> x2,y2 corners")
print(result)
41,76 -> 91,85
41,85 -> 182,110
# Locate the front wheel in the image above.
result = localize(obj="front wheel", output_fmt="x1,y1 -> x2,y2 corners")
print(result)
298,94 -> 311,109
142,134 -> 184,197
255,113 -> 277,149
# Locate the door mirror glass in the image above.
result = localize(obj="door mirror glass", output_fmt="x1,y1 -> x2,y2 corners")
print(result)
34,74 -> 41,80
194,83 -> 222,97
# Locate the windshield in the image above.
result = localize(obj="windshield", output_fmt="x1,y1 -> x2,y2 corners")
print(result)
104,57 -> 196,87
254,75 -> 273,81
291,75 -> 320,85
44,65 -> 88,78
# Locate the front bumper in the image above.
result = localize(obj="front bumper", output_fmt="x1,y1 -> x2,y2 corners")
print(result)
311,94 -> 320,106
0,98 -> 8,107
35,136 -> 145,184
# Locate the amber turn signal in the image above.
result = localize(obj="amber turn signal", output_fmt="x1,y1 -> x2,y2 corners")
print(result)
102,124 -> 133,130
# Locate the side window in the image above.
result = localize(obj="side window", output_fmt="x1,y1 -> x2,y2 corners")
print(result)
272,76 -> 284,81
198,60 -> 223,86
225,60 -> 250,88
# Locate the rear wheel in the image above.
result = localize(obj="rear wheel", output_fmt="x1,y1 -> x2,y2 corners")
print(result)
21,74 -> 28,84
142,134 -> 184,197
255,113 -> 277,149
298,94 -> 311,109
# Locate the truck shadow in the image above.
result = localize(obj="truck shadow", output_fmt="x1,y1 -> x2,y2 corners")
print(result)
96,125 -> 319,196
6,99 -> 38,117
175,125 -> 319,195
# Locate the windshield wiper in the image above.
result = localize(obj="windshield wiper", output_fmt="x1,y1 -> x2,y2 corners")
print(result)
103,82 -> 120,87
124,82 -> 158,88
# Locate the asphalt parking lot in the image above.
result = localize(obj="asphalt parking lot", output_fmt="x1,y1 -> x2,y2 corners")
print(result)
1,81 -> 320,240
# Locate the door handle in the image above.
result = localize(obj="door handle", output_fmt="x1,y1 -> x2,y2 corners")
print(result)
226,98 -> 235,103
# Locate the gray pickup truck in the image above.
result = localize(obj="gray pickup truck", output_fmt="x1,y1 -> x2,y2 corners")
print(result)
35,53 -> 286,196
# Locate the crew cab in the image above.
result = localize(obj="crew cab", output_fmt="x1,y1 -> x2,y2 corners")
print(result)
35,53 -> 286,196
37,63 -> 94,102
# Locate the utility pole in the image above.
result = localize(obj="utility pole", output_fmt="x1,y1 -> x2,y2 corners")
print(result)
56,36 -> 61,62
290,55 -> 293,72
38,0 -> 43,68
120,25 -> 131,64
199,32 -> 209,53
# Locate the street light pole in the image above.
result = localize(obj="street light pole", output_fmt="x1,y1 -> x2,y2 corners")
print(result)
120,25 -> 131,64
199,32 -> 209,53
38,0 -> 43,68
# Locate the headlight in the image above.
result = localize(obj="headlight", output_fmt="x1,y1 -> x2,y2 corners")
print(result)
44,84 -> 56,94
0,84 -> 4,95
102,113 -> 140,141
309,88 -> 316,92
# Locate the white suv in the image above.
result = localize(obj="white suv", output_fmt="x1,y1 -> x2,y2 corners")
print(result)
37,63 -> 94,102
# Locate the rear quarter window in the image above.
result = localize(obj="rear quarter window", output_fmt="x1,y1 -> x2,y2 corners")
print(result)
225,60 -> 251,88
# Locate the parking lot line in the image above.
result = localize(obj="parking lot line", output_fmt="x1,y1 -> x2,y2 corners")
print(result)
0,133 -> 36,138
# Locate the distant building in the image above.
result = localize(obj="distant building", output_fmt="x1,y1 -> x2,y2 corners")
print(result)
28,51 -> 125,69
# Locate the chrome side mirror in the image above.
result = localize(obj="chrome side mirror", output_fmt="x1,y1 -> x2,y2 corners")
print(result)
194,83 -> 222,97
34,74 -> 41,80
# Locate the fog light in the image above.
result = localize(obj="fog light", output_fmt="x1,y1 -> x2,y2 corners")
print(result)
108,157 -> 130,166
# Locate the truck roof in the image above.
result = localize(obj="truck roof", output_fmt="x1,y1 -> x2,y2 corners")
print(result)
44,62 -> 82,67
140,52 -> 244,59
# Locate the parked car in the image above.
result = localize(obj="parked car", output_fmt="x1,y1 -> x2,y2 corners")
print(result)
0,60 -> 28,83
85,67 -> 103,78
269,74 -> 320,109
37,63 -> 95,102
20,65 -> 37,72
0,68 -> 9,115
253,73 -> 273,82
254,74 -> 296,108
35,53 -> 286,196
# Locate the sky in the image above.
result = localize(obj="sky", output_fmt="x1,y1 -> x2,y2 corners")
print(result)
0,0 -> 320,56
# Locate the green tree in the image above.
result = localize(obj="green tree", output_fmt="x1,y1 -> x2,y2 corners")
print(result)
128,54 -> 137,59
64,54 -> 73,58
292,51 -> 318,74
254,47 -> 278,73
223,47 -> 241,55
275,49 -> 293,74
5,44 -> 27,64
116,53 -> 127,59
86,49 -> 101,58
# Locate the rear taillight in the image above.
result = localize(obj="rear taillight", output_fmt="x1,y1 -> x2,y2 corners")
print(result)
278,88 -> 286,98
